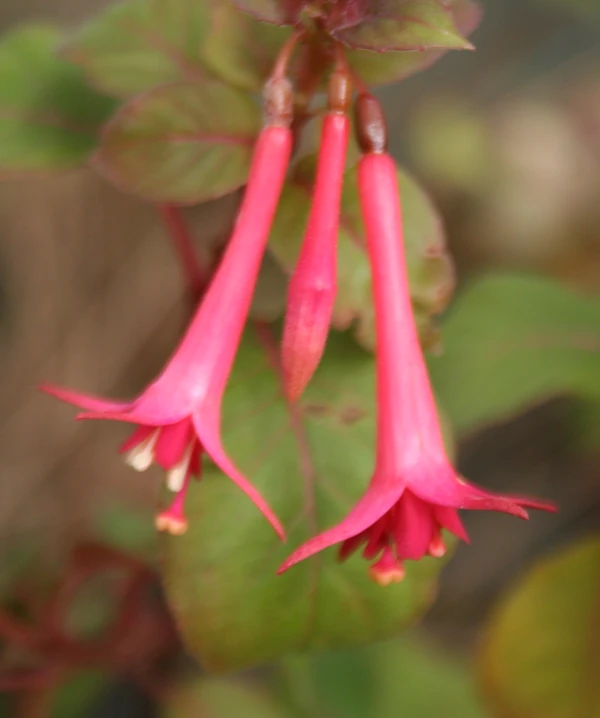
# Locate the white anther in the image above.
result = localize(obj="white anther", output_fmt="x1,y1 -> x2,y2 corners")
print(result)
166,443 -> 194,493
124,429 -> 160,472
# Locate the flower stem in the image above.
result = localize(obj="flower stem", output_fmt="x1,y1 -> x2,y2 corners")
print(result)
158,205 -> 207,304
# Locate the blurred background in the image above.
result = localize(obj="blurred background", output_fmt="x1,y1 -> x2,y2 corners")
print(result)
0,0 -> 598,716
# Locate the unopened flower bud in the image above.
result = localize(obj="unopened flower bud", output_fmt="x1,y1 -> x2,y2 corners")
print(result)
282,111 -> 350,400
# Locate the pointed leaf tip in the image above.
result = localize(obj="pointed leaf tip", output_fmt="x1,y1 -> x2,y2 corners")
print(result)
328,0 -> 474,52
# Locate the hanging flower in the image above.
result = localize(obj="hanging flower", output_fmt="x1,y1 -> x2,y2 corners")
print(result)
42,80 -> 294,537
279,98 -> 556,583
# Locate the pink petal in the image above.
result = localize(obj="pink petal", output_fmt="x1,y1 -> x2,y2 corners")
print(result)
154,419 -> 194,469
338,531 -> 369,561
362,514 -> 389,560
434,505 -> 469,543
404,461 -> 466,506
76,405 -> 186,426
40,383 -> 132,414
119,425 -> 156,453
194,415 -> 285,540
406,465 -> 553,520
393,492 -> 435,560
456,478 -> 557,517
489,492 -> 558,514
278,480 -> 406,574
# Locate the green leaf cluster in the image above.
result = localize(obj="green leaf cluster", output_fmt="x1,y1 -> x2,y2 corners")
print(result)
0,0 -> 480,177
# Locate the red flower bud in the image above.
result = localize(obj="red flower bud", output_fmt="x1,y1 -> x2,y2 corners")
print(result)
281,111 -> 350,400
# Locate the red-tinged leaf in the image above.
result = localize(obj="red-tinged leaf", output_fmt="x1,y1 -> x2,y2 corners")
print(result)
204,2 -> 293,91
232,0 -> 305,26
328,0 -> 474,52
268,155 -> 454,350
0,25 -> 115,173
93,81 -> 260,204
479,537 -> 600,718
204,0 -> 480,92
64,0 -> 213,98
162,329 -> 446,671
347,0 -> 481,86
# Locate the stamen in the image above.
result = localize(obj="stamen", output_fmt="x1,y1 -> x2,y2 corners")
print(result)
369,547 -> 405,586
124,428 -> 160,472
156,473 -> 191,536
428,534 -> 447,558
166,442 -> 194,493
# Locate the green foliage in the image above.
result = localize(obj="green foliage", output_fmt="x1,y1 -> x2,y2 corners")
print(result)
0,25 -> 115,173
64,0 -> 212,98
93,81 -> 260,204
93,504 -> 158,558
300,638 -> 485,718
480,537 -> 600,718
329,0 -> 473,52
269,158 -> 454,350
50,671 -> 108,718
1,0 -> 481,177
203,3 -> 293,92
231,0 -> 295,26
163,330 -> 445,671
202,0 -> 481,91
164,679 -> 293,718
429,274 -> 600,436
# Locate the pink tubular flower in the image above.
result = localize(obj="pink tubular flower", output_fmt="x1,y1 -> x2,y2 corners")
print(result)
279,146 -> 556,585
281,73 -> 350,401
42,101 -> 293,538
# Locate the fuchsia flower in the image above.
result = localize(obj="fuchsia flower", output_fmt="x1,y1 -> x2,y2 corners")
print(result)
279,143 -> 556,585
42,111 -> 293,538
281,72 -> 350,401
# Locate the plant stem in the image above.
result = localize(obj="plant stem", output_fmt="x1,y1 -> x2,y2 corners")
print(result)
158,205 -> 207,304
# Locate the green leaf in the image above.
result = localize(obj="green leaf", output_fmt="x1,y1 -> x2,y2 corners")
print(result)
280,635 -> 484,718
329,0 -> 474,52
164,678 -> 293,718
0,25 -> 115,172
231,0 -> 300,26
203,3 -> 293,92
429,274 -> 600,436
64,0 -> 213,98
203,1 -> 480,93
93,504 -> 159,558
50,670 -> 108,718
268,157 -> 454,350
480,537 -> 600,718
163,330 -> 445,671
347,0 -> 481,86
374,639 -> 485,718
93,81 -> 260,204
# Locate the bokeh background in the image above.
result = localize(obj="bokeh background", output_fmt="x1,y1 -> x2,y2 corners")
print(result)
0,0 -> 598,716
